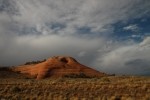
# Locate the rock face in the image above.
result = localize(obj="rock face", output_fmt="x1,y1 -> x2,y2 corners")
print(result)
13,56 -> 106,79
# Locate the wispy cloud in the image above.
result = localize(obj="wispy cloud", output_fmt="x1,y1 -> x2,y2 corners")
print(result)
123,24 -> 140,32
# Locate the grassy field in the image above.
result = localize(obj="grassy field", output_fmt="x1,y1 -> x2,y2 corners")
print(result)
0,76 -> 150,100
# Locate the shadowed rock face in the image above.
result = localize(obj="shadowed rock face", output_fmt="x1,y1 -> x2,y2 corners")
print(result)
0,67 -> 29,79
12,56 -> 106,79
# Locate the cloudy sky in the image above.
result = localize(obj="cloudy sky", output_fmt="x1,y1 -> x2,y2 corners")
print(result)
0,0 -> 150,75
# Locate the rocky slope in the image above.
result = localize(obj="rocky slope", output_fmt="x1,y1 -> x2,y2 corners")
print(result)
11,56 -> 106,79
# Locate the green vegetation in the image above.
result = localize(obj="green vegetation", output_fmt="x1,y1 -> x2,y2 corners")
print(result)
0,76 -> 150,100
24,59 -> 46,65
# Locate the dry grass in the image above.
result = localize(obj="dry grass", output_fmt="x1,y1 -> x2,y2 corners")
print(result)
0,76 -> 150,100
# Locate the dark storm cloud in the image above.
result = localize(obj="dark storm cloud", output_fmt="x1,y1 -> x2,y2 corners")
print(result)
0,0 -> 19,15
125,59 -> 150,75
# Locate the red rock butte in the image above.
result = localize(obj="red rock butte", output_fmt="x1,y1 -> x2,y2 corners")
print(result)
12,56 -> 106,79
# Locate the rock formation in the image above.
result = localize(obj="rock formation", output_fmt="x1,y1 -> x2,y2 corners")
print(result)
12,56 -> 106,79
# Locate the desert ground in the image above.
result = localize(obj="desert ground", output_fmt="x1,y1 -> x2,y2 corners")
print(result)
0,76 -> 150,100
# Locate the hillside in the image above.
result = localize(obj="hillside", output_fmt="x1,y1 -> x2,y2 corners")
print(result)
0,67 -> 28,79
12,56 -> 106,79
